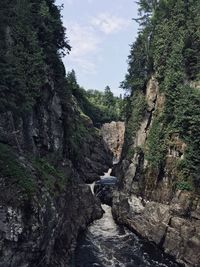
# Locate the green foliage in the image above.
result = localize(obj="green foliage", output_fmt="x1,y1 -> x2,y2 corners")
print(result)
0,0 -> 70,113
68,120 -> 89,158
104,86 -> 114,106
122,92 -> 146,159
135,0 -> 159,29
66,70 -> 124,126
176,181 -> 193,191
0,143 -> 69,200
121,33 -> 151,93
173,85 -> 200,187
32,158 -> 68,193
123,0 -> 200,190
145,115 -> 167,168
0,143 -> 36,198
86,88 -> 124,125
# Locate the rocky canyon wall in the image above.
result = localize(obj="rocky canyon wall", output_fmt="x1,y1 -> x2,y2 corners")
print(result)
101,121 -> 125,162
0,1 -> 114,264
0,65 -> 112,267
112,77 -> 200,267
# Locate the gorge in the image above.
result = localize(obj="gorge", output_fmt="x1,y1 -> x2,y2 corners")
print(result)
0,0 -> 200,267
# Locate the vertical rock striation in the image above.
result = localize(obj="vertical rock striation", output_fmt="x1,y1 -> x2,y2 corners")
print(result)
101,121 -> 125,162
112,77 -> 200,267
0,1 -> 113,264
0,81 -> 113,266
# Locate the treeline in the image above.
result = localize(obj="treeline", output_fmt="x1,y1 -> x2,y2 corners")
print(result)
0,0 -> 124,127
0,0 -> 70,113
122,0 -> 200,189
67,70 -> 124,126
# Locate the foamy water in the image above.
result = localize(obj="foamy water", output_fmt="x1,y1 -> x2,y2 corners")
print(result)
78,169 -> 178,267
73,205 -> 179,267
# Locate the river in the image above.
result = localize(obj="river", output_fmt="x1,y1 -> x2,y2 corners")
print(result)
72,204 -> 179,267
71,170 -> 179,267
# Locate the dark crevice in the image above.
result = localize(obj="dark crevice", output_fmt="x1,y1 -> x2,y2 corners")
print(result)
159,217 -> 172,248
145,95 -> 157,133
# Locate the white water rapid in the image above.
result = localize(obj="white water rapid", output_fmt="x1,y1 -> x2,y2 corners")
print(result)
76,170 -> 179,267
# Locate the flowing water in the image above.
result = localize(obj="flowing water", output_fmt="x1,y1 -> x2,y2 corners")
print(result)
72,170 -> 179,267
72,204 -> 178,267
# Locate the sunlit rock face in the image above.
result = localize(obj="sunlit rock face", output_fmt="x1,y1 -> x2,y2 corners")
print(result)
112,76 -> 200,267
101,121 -> 125,162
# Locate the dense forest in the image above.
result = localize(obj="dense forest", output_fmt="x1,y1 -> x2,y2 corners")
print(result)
0,1 -> 115,266
0,0 -> 200,266
66,70 -> 124,126
0,0 -> 123,126
122,0 -> 200,190
0,0 -> 71,112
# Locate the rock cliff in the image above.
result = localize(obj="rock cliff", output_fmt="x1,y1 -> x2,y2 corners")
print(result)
101,121 -> 125,162
0,82 -> 113,266
0,36 -> 113,267
0,1 -> 114,264
112,77 -> 200,267
0,81 -> 113,266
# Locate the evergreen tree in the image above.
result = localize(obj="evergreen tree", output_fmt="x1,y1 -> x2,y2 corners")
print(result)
104,86 -> 114,106
0,0 -> 71,113
123,0 -> 200,189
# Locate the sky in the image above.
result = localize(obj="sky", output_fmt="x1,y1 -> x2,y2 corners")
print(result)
56,0 -> 139,96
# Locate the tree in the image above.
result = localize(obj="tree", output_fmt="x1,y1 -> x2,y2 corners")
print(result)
135,0 -> 159,28
104,86 -> 114,106
121,33 -> 151,94
123,0 -> 200,190
0,0 -> 72,112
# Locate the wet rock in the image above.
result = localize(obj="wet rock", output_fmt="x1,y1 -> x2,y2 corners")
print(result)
113,192 -> 200,267
112,76 -> 200,266
0,79 -> 110,265
94,177 -> 117,206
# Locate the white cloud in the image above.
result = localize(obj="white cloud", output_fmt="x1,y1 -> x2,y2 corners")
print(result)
64,0 -> 73,5
91,13 -> 131,34
68,23 -> 99,57
65,22 -> 100,74
70,57 -> 96,74
63,13 -> 130,75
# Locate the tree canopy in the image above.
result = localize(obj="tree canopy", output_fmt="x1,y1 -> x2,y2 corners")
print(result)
66,70 -> 124,126
0,0 -> 70,113
122,0 -> 200,189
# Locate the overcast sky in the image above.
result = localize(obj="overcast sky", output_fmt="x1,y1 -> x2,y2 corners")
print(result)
56,0 -> 139,96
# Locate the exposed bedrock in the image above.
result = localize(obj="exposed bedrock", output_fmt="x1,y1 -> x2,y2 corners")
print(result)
101,121 -> 125,162
112,191 -> 200,267
94,176 -> 117,206
112,76 -> 200,267
0,80 -> 112,266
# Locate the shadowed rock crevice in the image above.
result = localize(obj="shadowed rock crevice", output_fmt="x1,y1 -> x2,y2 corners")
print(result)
0,77 -> 113,267
112,76 -> 200,267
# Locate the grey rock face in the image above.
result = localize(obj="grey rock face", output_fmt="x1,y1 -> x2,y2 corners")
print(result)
113,192 -> 200,267
112,76 -> 200,267
0,179 -> 103,267
94,177 -> 117,206
0,80 -> 111,265
75,132 -> 113,183
101,121 -> 125,162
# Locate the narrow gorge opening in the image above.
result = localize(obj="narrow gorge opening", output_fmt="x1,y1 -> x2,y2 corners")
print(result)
71,122 -> 180,267
0,1 -> 199,266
